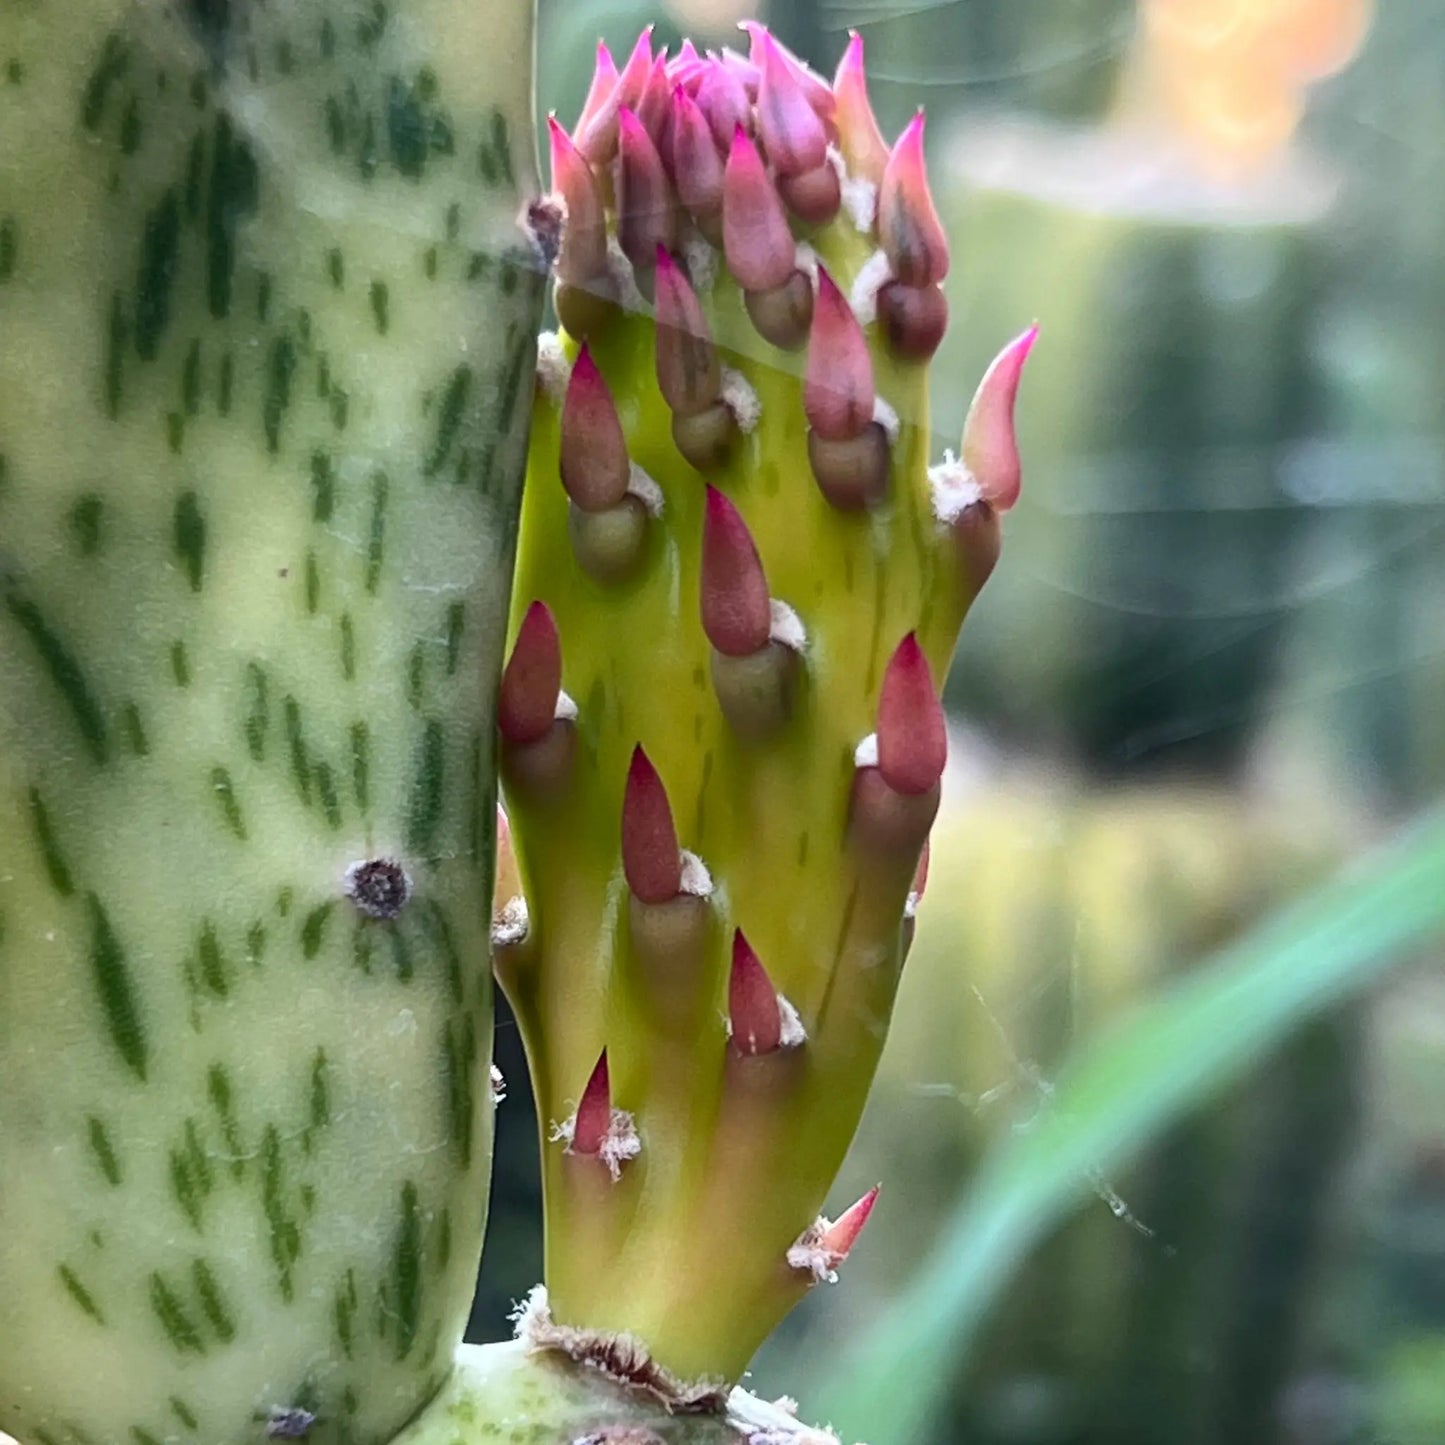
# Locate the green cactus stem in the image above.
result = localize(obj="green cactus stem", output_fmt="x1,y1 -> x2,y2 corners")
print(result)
0,3 -> 541,1443
494,24 -> 1035,1393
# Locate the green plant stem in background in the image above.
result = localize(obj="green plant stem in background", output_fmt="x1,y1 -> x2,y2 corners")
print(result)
0,3 -> 541,1442
820,805 -> 1445,1445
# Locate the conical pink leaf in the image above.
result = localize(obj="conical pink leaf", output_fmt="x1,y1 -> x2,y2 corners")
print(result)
819,1186 -> 880,1263
740,21 -> 835,119
575,40 -> 619,141
571,1052 -> 612,1156
879,112 -> 950,286
696,61 -> 752,153
701,487 -> 771,657
962,325 -> 1037,512
805,266 -> 875,441
876,633 -> 946,795
560,344 -> 629,511
654,247 -> 720,415
755,27 -> 828,177
616,106 -> 676,269
548,116 -> 607,282
499,602 -> 561,745
669,40 -> 707,92
636,50 -> 672,146
576,27 -> 654,164
729,930 -> 783,1056
833,32 -> 889,185
717,45 -> 760,99
670,86 -> 725,216
622,746 -> 682,904
723,127 -> 796,292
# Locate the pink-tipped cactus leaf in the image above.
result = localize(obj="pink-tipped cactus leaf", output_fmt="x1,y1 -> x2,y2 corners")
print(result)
740,21 -> 835,119
805,266 -> 875,441
696,59 -> 753,151
622,746 -> 683,904
499,601 -> 562,745
961,324 -> 1037,512
548,117 -> 607,281
701,487 -> 772,658
723,126 -> 796,293
670,86 -> 726,216
560,344 -> 630,512
576,39 -> 620,141
755,27 -> 828,177
833,32 -> 890,184
879,112 -> 950,287
728,930 -> 784,1056
654,246 -> 720,414
571,1052 -> 612,1156
819,1185 -> 881,1264
616,106 -> 676,268
876,633 -> 947,796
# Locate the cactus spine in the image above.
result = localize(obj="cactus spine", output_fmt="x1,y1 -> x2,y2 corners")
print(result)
492,22 -> 1033,1407
0,3 -> 541,1443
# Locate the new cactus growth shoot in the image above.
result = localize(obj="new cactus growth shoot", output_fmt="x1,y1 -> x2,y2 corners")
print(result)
492,20 -> 1036,1423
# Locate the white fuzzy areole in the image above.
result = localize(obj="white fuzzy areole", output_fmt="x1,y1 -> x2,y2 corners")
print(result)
793,240 -> 820,285
626,462 -> 666,517
850,248 -> 894,327
873,395 -> 901,443
721,366 -> 762,434
555,690 -> 579,721
769,599 -> 808,652
679,850 -> 714,897
928,449 -> 984,524
682,227 -> 720,295
491,895 -> 529,948
535,330 -> 572,403
854,731 -> 880,768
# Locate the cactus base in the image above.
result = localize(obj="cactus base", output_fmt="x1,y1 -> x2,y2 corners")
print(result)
394,1334 -> 838,1445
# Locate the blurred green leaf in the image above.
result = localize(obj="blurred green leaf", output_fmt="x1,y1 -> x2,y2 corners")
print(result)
819,809 -> 1445,1445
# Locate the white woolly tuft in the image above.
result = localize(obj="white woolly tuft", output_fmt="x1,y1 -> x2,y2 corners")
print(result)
597,1109 -> 642,1179
721,366 -> 762,434
491,895 -> 529,948
873,395 -> 901,443
555,690 -> 579,722
850,248 -> 894,328
903,890 -> 920,922
777,994 -> 808,1049
786,1220 -> 840,1286
840,166 -> 879,235
679,850 -> 714,897
928,449 -> 984,524
854,732 -> 880,769
769,599 -> 808,652
793,241 -> 820,285
535,331 -> 572,404
626,463 -> 665,517
489,1063 -> 507,1104
682,228 -> 719,295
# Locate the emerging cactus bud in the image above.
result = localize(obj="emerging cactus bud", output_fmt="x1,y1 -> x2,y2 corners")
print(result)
499,602 -> 563,745
560,346 -> 630,511
880,112 -> 950,287
962,325 -> 1039,511
509,20 -> 1034,1393
621,747 -> 684,905
701,488 -> 772,657
877,633 -> 948,796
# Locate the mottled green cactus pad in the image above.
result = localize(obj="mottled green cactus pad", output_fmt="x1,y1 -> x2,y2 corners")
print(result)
0,2 -> 540,1442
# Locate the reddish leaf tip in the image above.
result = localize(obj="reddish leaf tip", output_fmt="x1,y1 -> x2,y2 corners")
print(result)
571,1051 -> 611,1156
820,1185 -> 881,1263
701,487 -> 771,657
729,929 -> 783,1056
879,110 -> 949,286
805,264 -> 875,441
622,746 -> 682,904
876,633 -> 946,795
962,324 -> 1037,512
498,602 -> 562,745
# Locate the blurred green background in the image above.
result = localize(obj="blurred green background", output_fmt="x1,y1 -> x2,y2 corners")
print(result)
471,2 -> 1445,1441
